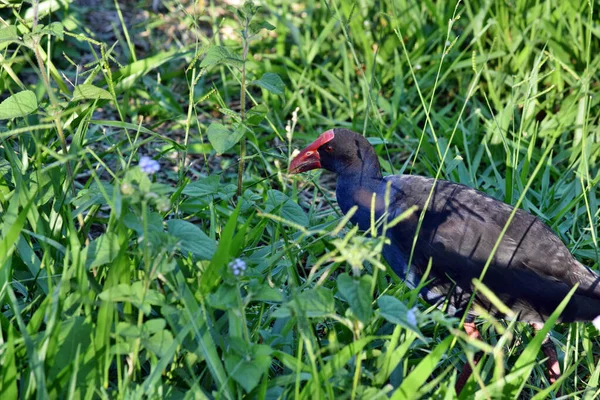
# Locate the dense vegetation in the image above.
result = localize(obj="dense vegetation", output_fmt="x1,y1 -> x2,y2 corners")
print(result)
0,0 -> 598,398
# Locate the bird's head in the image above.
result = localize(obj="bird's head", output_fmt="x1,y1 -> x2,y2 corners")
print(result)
289,128 -> 380,176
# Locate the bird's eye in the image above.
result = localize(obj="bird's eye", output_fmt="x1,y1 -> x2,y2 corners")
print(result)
324,145 -> 333,152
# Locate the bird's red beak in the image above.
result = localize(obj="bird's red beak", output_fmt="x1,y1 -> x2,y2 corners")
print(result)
289,130 -> 335,174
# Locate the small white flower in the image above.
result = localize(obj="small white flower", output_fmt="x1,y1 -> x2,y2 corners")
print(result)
406,307 -> 418,326
139,156 -> 160,174
593,315 -> 600,330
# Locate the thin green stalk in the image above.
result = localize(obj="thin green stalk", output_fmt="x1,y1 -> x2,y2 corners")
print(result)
237,19 -> 250,198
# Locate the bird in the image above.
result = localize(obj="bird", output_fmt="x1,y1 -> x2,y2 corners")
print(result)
289,127 -> 600,392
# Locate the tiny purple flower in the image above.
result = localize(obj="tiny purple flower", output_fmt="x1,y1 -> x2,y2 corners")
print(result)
228,258 -> 247,276
139,156 -> 160,174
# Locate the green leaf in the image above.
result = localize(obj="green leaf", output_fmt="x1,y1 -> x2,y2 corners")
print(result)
143,318 -> 167,334
182,175 -> 236,200
296,287 -> 335,317
378,295 -> 426,341
249,21 -> 275,34
45,22 -> 64,40
242,1 -> 259,16
246,104 -> 268,126
200,46 -> 243,68
166,219 -> 216,260
0,26 -> 19,43
85,232 -> 120,270
0,90 -> 37,120
143,329 -> 174,358
249,280 -> 283,302
265,189 -> 308,226
337,273 -> 373,324
23,22 -> 64,46
99,282 -> 165,314
208,284 -> 238,310
207,123 -> 245,155
123,212 -> 164,236
252,72 -> 285,95
72,84 -> 112,101
225,341 -> 273,393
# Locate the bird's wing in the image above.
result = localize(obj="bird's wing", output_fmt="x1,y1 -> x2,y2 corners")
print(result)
379,175 -> 600,297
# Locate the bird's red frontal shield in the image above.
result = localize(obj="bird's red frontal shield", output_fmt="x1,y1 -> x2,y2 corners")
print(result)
289,129 -> 335,174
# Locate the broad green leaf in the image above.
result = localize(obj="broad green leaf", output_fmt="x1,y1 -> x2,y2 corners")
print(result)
200,46 -> 243,68
207,123 -> 245,154
208,284 -> 238,310
40,22 -> 64,40
122,212 -> 164,236
0,26 -> 19,43
23,22 -> 64,46
378,295 -> 426,341
249,21 -> 275,34
225,341 -> 273,393
72,84 -> 112,101
182,175 -> 236,200
249,280 -> 283,302
296,287 -> 335,317
144,318 -> 167,334
246,104 -> 268,126
167,219 -> 216,260
265,189 -> 308,226
72,181 -> 115,214
85,232 -> 120,270
116,322 -> 141,338
143,329 -> 174,358
99,282 -> 165,314
252,72 -> 285,95
0,90 -> 37,120
337,273 -> 373,323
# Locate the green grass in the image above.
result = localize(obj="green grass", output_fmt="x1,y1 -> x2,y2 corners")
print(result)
0,0 -> 599,398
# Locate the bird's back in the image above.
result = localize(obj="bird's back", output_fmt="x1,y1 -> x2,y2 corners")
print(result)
376,175 -> 600,323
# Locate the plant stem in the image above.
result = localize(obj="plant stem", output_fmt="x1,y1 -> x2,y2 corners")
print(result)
32,0 -> 85,230
237,20 -> 250,198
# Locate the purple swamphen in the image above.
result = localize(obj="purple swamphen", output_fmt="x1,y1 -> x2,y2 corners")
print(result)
289,128 -> 600,392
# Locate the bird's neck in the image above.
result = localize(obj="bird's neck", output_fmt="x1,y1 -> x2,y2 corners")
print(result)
336,163 -> 383,223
